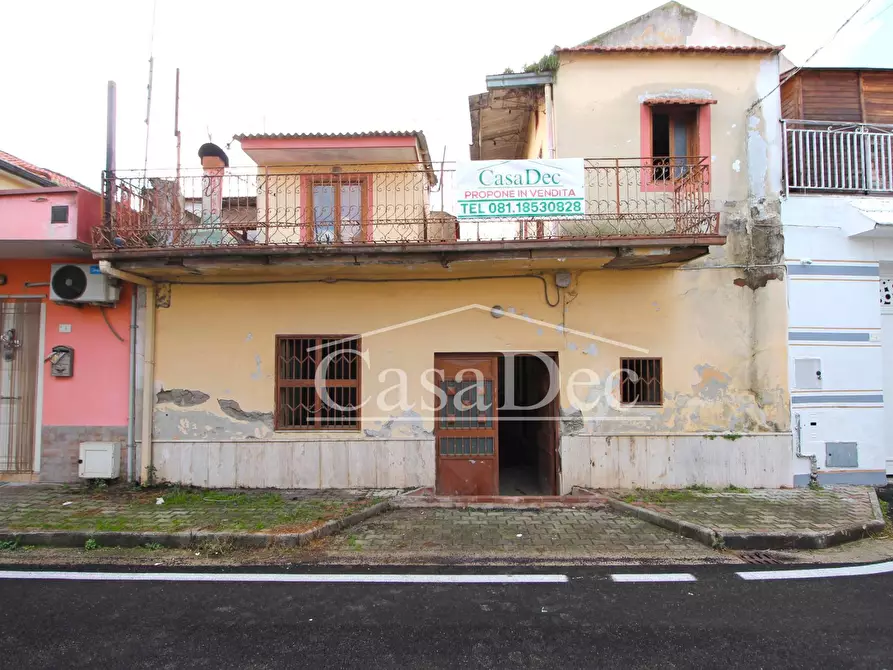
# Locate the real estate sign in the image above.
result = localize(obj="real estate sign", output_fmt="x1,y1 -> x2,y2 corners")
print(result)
455,159 -> 585,220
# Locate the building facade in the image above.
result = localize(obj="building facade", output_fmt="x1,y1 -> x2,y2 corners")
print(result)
94,2 -> 793,494
0,151 -> 132,482
781,67 -> 893,486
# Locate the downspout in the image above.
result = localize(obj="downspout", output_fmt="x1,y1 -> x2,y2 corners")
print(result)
98,262 -> 155,484
544,82 -> 557,159
141,284 -> 156,484
793,412 -> 818,484
126,288 -> 137,482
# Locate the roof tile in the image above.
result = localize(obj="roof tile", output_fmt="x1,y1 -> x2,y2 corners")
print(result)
0,149 -> 94,191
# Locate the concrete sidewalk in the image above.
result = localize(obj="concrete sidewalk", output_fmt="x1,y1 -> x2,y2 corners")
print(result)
0,483 -> 886,560
606,486 -> 886,550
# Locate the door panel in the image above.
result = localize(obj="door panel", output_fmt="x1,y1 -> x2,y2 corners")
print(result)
434,354 -> 498,496
534,357 -> 559,495
0,301 -> 40,473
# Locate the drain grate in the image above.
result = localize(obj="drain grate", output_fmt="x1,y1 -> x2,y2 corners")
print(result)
738,551 -> 786,565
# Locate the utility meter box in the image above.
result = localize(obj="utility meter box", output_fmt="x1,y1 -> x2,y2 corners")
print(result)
78,442 -> 121,479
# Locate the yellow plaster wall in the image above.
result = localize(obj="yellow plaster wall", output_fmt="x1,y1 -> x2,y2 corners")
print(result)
553,52 -> 770,203
259,164 -> 429,244
0,170 -> 37,190
152,269 -> 789,441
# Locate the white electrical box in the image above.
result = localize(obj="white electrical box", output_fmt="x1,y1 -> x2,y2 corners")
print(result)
78,442 -> 121,479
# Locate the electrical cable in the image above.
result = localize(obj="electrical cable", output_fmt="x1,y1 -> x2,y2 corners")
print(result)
169,273 -> 562,307
748,0 -> 875,113
100,306 -> 126,342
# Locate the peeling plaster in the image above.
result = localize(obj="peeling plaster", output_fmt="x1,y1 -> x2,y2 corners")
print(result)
154,407 -> 273,440
218,399 -> 274,425
560,407 -> 585,435
363,410 -> 433,438
156,389 -> 210,407
692,364 -> 731,400
732,160 -> 741,173
250,355 -> 263,380
638,88 -> 712,104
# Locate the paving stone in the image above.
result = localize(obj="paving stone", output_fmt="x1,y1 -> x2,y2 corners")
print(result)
325,506 -> 709,557
628,486 -> 878,535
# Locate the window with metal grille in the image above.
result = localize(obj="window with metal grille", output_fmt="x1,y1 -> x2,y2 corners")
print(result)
276,335 -> 361,430
50,205 -> 69,224
619,358 -> 663,406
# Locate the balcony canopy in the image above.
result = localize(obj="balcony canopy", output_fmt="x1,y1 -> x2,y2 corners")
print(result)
235,131 -> 436,184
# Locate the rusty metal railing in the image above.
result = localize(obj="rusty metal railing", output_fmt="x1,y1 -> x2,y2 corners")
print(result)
783,120 -> 893,195
94,159 -> 718,252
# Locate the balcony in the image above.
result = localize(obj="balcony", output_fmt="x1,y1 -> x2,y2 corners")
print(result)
784,120 -> 893,195
0,187 -> 99,258
93,159 -> 720,268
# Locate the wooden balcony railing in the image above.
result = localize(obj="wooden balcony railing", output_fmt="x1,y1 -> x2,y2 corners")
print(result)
95,159 -> 718,253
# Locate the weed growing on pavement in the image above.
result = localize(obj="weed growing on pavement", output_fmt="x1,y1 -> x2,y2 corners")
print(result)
192,537 -> 234,557
685,484 -> 716,493
722,434 -> 742,441
0,539 -> 19,551
623,488 -> 705,503
87,478 -> 109,491
346,534 -> 362,551
724,485 -> 750,493
84,538 -> 99,551
143,542 -> 164,551
808,480 -> 823,491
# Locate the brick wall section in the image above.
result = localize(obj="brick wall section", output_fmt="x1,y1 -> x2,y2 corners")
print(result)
40,426 -> 128,483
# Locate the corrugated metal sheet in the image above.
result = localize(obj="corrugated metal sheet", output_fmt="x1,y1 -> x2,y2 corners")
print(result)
233,131 -> 424,140
558,45 -> 783,54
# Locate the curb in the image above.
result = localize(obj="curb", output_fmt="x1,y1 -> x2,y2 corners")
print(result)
0,499 -> 392,551
605,491 -> 887,551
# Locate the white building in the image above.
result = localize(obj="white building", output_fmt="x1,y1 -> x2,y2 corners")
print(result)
781,67 -> 893,485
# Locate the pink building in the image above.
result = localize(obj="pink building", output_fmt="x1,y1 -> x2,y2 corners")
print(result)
0,150 -> 132,482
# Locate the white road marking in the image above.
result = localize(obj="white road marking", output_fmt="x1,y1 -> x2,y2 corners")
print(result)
0,570 -> 569,584
610,573 -> 697,583
736,560 -> 893,581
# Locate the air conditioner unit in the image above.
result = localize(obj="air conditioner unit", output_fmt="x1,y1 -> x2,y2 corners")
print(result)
50,264 -> 120,304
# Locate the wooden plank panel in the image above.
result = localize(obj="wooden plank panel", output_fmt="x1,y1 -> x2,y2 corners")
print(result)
800,71 -> 862,121
863,71 -> 893,124
781,76 -> 801,119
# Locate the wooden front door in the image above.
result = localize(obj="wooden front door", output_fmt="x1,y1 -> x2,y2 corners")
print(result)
434,354 -> 498,496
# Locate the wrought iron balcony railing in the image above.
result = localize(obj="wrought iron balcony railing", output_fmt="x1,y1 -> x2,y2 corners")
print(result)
784,119 -> 893,194
95,159 -> 718,253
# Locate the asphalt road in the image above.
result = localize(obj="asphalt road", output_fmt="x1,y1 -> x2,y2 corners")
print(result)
0,564 -> 890,669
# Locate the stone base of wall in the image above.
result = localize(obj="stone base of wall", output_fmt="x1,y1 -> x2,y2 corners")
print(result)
40,426 -> 129,483
559,433 -> 794,492
150,434 -> 794,491
152,439 -> 436,489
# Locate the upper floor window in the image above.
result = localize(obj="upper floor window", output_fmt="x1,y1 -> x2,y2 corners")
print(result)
650,105 -> 699,180
308,176 -> 367,244
640,100 -> 712,190
50,205 -> 69,224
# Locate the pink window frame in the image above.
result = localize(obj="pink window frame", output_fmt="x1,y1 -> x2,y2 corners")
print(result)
640,103 -> 712,192
299,174 -> 375,244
